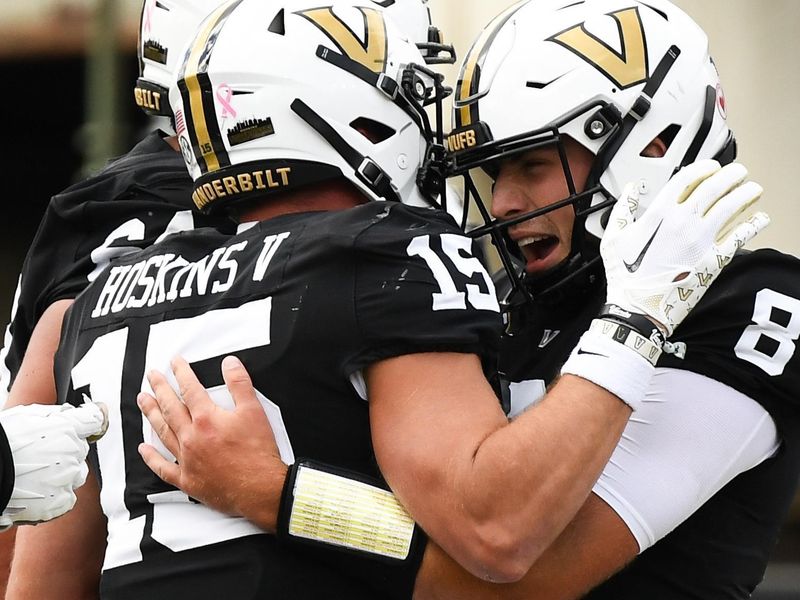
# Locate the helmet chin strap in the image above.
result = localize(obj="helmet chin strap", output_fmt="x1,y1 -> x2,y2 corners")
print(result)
290,99 -> 402,203
502,246 -> 604,313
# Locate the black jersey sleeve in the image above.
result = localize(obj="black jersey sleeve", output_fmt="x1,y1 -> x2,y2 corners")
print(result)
344,204 -> 502,375
659,249 -> 800,433
24,132 -> 205,309
0,131 -> 232,397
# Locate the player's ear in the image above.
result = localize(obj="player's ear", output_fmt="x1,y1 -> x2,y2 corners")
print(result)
641,137 -> 668,159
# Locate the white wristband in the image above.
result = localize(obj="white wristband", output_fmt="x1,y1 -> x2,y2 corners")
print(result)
560,319 -> 657,411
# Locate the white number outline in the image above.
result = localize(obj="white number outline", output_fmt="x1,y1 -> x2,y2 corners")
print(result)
406,234 -> 499,312
89,211 -> 196,283
71,298 -> 293,569
734,288 -> 800,376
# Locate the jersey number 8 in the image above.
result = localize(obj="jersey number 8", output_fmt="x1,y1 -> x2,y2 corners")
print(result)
735,289 -> 800,376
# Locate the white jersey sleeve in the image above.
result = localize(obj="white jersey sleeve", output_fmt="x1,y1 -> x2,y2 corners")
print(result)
592,367 -> 780,552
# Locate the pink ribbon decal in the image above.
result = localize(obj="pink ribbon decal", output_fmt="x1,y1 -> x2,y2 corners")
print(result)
143,0 -> 154,34
216,84 -> 237,119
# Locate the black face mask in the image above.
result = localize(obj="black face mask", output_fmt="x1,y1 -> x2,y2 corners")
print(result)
445,103 -> 619,309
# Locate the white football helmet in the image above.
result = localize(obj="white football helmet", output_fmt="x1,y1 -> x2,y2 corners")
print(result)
375,0 -> 455,64
448,0 -> 736,302
135,0 -> 236,116
169,0 -> 450,214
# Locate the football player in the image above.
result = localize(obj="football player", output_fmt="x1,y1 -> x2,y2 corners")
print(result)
104,1 -> 766,599
1,1 -> 240,597
441,0 -> 800,597
0,0 -> 236,411
3,0 -> 454,413
139,1 -> 797,599
1,2 -> 455,598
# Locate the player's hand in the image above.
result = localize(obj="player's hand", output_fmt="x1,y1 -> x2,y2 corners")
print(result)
0,401 -> 108,529
602,160 -> 769,336
137,356 -> 289,533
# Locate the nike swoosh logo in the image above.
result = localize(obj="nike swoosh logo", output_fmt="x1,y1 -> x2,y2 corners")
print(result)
623,221 -> 663,273
577,349 -> 608,358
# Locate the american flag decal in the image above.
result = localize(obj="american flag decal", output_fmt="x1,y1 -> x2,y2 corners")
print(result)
175,109 -> 186,135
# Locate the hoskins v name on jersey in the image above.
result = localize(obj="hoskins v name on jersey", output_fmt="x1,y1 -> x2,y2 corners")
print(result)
90,231 -> 291,318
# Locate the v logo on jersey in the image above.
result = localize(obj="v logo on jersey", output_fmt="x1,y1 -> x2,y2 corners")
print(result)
549,7 -> 649,90
297,6 -> 388,74
538,329 -> 561,348
624,220 -> 662,273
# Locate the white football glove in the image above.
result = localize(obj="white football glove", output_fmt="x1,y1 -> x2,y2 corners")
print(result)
601,159 -> 769,337
0,401 -> 108,529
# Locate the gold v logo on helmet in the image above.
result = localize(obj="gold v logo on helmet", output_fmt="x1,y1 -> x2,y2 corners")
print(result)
549,7 -> 649,90
297,6 -> 387,74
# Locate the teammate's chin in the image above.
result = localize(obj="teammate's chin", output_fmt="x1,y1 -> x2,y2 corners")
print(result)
517,235 -> 568,274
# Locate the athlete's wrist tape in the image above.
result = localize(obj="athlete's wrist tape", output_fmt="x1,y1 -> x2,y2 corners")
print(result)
560,319 -> 659,411
597,304 -> 687,359
597,304 -> 664,340
277,460 -> 422,563
589,318 -> 663,366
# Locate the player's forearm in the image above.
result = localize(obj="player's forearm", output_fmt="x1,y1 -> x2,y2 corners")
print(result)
414,493 -> 637,600
6,470 -> 105,600
369,354 -> 631,583
0,529 -> 17,598
439,376 -> 630,581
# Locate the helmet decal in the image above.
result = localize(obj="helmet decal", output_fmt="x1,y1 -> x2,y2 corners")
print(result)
227,118 -> 275,147
548,7 -> 649,90
716,83 -> 728,120
177,0 -> 242,175
136,0 -> 152,80
142,40 -> 168,65
296,7 -> 388,74
455,0 -> 527,128
136,0 -> 239,117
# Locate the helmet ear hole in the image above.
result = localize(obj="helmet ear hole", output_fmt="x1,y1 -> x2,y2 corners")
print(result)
640,125 -> 680,158
350,117 -> 396,144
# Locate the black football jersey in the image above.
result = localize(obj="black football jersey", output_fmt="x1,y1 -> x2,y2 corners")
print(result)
54,202 -> 501,600
0,131 -> 232,401
0,423 -> 13,513
501,249 -> 800,599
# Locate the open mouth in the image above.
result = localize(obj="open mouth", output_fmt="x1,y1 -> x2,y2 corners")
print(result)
517,235 -> 560,269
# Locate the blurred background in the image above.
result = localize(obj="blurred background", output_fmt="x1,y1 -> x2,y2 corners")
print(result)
0,0 -> 797,596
